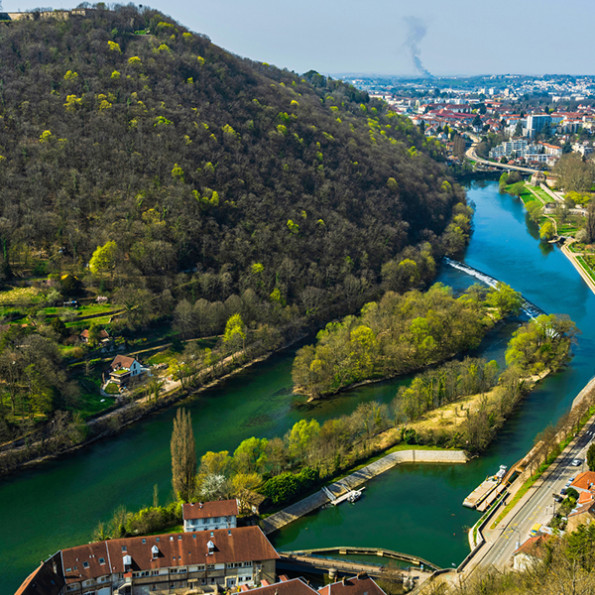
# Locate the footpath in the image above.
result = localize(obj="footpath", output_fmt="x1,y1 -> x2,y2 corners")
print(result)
261,449 -> 467,535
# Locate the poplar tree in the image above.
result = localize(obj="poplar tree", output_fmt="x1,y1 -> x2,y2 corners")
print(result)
170,408 -> 196,502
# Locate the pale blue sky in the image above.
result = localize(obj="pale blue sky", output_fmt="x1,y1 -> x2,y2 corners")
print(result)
4,0 -> 594,76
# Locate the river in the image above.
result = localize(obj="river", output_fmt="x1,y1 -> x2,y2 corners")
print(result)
3,181 -> 595,592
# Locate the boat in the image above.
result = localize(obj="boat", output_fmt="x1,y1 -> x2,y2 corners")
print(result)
463,465 -> 508,509
347,489 -> 363,503
330,487 -> 366,506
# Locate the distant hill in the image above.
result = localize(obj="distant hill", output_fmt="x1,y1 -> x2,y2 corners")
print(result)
0,4 -> 467,330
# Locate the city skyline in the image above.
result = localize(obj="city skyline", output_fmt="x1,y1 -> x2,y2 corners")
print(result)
3,0 -> 595,77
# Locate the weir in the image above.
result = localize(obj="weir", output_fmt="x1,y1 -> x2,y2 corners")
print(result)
443,257 -> 545,319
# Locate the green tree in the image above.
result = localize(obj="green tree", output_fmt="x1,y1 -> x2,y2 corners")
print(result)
233,437 -> 269,474
587,443 -> 595,471
223,313 -> 246,350
485,282 -> 523,319
89,240 -> 118,279
286,418 -> 320,463
170,408 -> 196,502
539,220 -> 555,242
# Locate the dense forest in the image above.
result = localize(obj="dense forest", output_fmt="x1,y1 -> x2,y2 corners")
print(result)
0,5 -> 472,440
0,5 -> 464,301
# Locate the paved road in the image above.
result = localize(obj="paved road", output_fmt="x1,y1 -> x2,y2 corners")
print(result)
467,417 -> 595,574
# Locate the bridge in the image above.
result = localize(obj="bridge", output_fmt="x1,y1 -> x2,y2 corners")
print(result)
278,546 -> 440,589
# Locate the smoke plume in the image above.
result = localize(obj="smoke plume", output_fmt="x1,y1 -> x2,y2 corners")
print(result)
403,16 -> 433,78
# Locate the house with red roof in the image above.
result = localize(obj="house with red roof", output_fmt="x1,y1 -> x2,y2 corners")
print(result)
512,534 -> 551,571
105,354 -> 144,387
183,499 -> 239,532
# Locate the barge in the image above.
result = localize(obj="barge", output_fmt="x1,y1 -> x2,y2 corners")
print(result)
463,465 -> 507,509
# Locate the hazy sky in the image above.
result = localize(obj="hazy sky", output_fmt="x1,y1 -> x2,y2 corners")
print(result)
4,0 -> 595,76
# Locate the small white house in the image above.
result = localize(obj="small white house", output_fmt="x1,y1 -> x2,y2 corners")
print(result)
183,499 -> 238,533
107,355 -> 143,386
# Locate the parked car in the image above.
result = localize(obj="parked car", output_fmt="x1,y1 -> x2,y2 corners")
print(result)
571,458 -> 583,466
560,487 -> 568,496
553,493 -> 564,502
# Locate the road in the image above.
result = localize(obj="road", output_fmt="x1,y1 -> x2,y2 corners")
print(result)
466,417 -> 595,574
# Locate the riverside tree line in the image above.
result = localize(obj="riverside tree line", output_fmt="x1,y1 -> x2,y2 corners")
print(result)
95,306 -> 576,539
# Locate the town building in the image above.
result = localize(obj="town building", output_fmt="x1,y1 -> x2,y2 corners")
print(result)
526,114 -> 552,138
183,500 -> 239,532
17,526 -> 279,595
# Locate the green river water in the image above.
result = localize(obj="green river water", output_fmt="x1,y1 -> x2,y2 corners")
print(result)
2,181 -> 595,593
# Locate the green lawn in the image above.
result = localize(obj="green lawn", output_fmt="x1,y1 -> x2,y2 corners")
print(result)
68,373 -> 114,418
576,256 -> 595,283
528,185 -> 552,204
37,303 -> 116,318
64,314 -> 113,329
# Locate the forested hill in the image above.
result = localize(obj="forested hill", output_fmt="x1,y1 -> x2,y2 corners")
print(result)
0,5 -> 467,326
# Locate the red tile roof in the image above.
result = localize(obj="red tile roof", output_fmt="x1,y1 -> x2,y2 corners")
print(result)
570,471 -> 595,491
109,354 -> 137,370
318,575 -> 386,595
14,553 -> 64,595
513,534 -> 550,558
183,499 -> 239,520
577,490 -> 594,505
61,526 -> 278,584
249,578 -> 317,595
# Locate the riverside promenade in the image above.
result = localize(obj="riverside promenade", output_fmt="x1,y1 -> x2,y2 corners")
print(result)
261,448 -> 467,535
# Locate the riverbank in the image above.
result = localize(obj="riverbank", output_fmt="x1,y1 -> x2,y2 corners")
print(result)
261,447 -> 467,535
0,347 -> 277,477
561,243 -> 595,295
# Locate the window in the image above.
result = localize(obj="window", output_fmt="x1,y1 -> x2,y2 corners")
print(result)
99,557 -> 105,565
122,545 -> 127,552
83,561 -> 89,569
142,539 -> 146,544
156,537 -> 160,542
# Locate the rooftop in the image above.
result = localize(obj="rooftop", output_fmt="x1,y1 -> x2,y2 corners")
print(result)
183,499 -> 239,521
61,526 -> 278,584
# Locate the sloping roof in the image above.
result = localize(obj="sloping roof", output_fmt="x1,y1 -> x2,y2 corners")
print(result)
513,534 -> 550,559
61,526 -> 278,584
577,490 -> 595,505
183,499 -> 239,521
318,575 -> 386,595
569,500 -> 595,518
109,354 -> 136,370
248,578 -> 318,595
570,471 -> 595,491
81,328 -> 109,340
15,553 -> 64,595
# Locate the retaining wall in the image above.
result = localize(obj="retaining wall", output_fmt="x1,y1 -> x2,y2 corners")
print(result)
261,449 -> 467,535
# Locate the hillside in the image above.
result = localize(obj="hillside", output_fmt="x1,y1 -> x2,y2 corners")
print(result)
0,5 -> 465,296
0,5 -> 470,442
